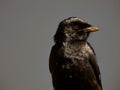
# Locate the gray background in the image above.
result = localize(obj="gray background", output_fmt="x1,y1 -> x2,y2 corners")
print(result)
0,0 -> 120,90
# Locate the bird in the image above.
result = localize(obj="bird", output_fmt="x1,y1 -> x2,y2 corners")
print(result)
49,17 -> 102,90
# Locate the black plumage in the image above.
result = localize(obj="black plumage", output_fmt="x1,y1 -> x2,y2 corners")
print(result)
49,17 -> 102,90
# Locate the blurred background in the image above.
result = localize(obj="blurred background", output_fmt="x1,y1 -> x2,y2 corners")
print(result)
0,0 -> 120,90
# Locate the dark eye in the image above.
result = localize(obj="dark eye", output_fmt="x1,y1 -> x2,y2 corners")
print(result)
72,21 -> 91,30
73,25 -> 79,30
72,22 -> 80,30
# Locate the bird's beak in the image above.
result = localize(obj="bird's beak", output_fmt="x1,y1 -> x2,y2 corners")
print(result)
84,26 -> 99,32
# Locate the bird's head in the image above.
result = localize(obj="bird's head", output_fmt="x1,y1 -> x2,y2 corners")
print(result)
54,17 -> 99,43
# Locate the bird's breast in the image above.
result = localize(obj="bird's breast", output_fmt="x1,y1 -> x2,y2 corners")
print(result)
63,42 -> 94,61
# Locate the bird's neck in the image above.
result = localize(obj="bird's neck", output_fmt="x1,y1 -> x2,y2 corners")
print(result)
64,34 -> 89,42
62,40 -> 87,47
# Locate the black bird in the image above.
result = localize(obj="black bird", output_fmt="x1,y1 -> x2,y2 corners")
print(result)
49,17 -> 102,90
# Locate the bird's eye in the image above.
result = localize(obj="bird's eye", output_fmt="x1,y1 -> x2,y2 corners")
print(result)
72,21 -> 91,30
73,25 -> 79,30
72,22 -> 80,30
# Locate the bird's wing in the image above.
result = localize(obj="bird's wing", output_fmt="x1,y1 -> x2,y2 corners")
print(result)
87,42 -> 102,89
49,44 -> 62,74
49,45 -> 56,73
89,56 -> 103,90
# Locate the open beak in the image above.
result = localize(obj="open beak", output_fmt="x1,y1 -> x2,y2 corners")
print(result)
84,26 -> 99,32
